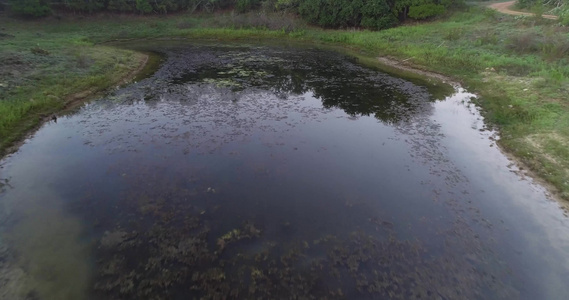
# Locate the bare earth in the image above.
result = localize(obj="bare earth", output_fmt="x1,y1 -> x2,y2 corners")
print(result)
488,1 -> 559,20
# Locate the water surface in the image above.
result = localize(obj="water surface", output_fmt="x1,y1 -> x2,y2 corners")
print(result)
1,43 -> 568,300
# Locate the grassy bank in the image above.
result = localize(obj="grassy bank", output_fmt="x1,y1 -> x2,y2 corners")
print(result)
0,17 -> 147,155
1,8 -> 568,199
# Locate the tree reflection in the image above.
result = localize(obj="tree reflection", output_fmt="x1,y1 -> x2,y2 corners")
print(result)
129,45 -> 451,124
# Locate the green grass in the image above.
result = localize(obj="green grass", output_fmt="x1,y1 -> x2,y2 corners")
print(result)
1,7 -> 569,198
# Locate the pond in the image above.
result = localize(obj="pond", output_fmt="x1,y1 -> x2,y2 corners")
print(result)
1,43 -> 568,300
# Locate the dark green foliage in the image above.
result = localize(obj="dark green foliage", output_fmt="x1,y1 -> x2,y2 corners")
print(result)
107,0 -> 136,12
408,4 -> 446,20
9,0 -> 51,17
8,0 -> 457,30
236,0 -> 261,12
299,0 -> 398,29
361,0 -> 398,29
62,0 -> 105,13
517,0 -> 537,9
136,0 -> 153,13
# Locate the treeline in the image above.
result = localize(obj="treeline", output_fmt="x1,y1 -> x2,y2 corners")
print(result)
7,0 -> 461,29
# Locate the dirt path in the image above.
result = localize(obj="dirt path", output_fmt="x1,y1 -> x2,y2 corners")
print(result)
488,1 -> 559,20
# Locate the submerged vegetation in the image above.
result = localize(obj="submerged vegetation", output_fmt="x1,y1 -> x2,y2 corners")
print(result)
90,169 -> 514,299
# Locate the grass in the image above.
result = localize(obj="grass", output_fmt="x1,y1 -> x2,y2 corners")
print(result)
1,7 -> 568,199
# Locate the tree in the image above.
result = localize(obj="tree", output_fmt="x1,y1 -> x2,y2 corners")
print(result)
9,0 -> 51,17
62,0 -> 105,13
299,0 -> 398,29
361,0 -> 398,29
136,0 -> 153,13
107,0 -> 137,12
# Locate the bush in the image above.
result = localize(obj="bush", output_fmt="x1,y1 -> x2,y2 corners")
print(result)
236,0 -> 260,12
560,8 -> 569,26
408,4 -> 446,20
107,0 -> 136,13
541,34 -> 569,61
444,27 -> 462,41
299,0 -> 399,29
9,0 -> 51,17
136,0 -> 153,13
361,0 -> 398,30
517,0 -> 537,9
274,0 -> 300,11
61,0 -> 105,13
506,32 -> 541,54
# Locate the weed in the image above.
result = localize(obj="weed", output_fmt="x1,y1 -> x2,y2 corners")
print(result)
30,46 -> 50,55
476,31 -> 498,46
444,28 -> 462,41
540,35 -> 569,61
506,32 -> 541,54
176,20 -> 194,29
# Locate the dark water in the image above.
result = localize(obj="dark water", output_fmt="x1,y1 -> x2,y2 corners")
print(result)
1,43 -> 568,300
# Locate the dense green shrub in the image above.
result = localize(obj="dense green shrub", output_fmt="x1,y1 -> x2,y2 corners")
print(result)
107,0 -> 136,12
236,0 -> 261,12
517,0 -> 537,9
9,0 -> 51,17
559,8 -> 569,26
361,0 -> 398,29
7,0 -> 460,30
299,0 -> 398,29
62,0 -> 105,13
274,0 -> 300,11
136,0 -> 153,13
408,3 -> 446,19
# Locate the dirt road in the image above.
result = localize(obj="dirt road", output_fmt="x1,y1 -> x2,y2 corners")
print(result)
488,1 -> 559,20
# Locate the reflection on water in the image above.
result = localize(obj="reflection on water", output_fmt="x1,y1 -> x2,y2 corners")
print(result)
0,44 -> 568,300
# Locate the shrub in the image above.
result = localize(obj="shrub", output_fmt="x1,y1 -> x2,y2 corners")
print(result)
136,0 -> 153,14
299,0 -> 398,29
540,34 -> 569,61
506,32 -> 541,54
560,8 -> 569,26
9,0 -> 51,17
476,31 -> 498,45
176,20 -> 194,29
360,0 -> 398,30
408,4 -> 446,20
274,0 -> 300,11
30,46 -> 50,55
61,0 -> 105,13
444,28 -> 462,41
107,0 -> 136,12
236,0 -> 260,12
517,0 -> 537,9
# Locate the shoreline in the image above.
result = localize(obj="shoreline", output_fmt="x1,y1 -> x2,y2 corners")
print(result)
0,53 -> 149,158
374,55 -> 568,212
